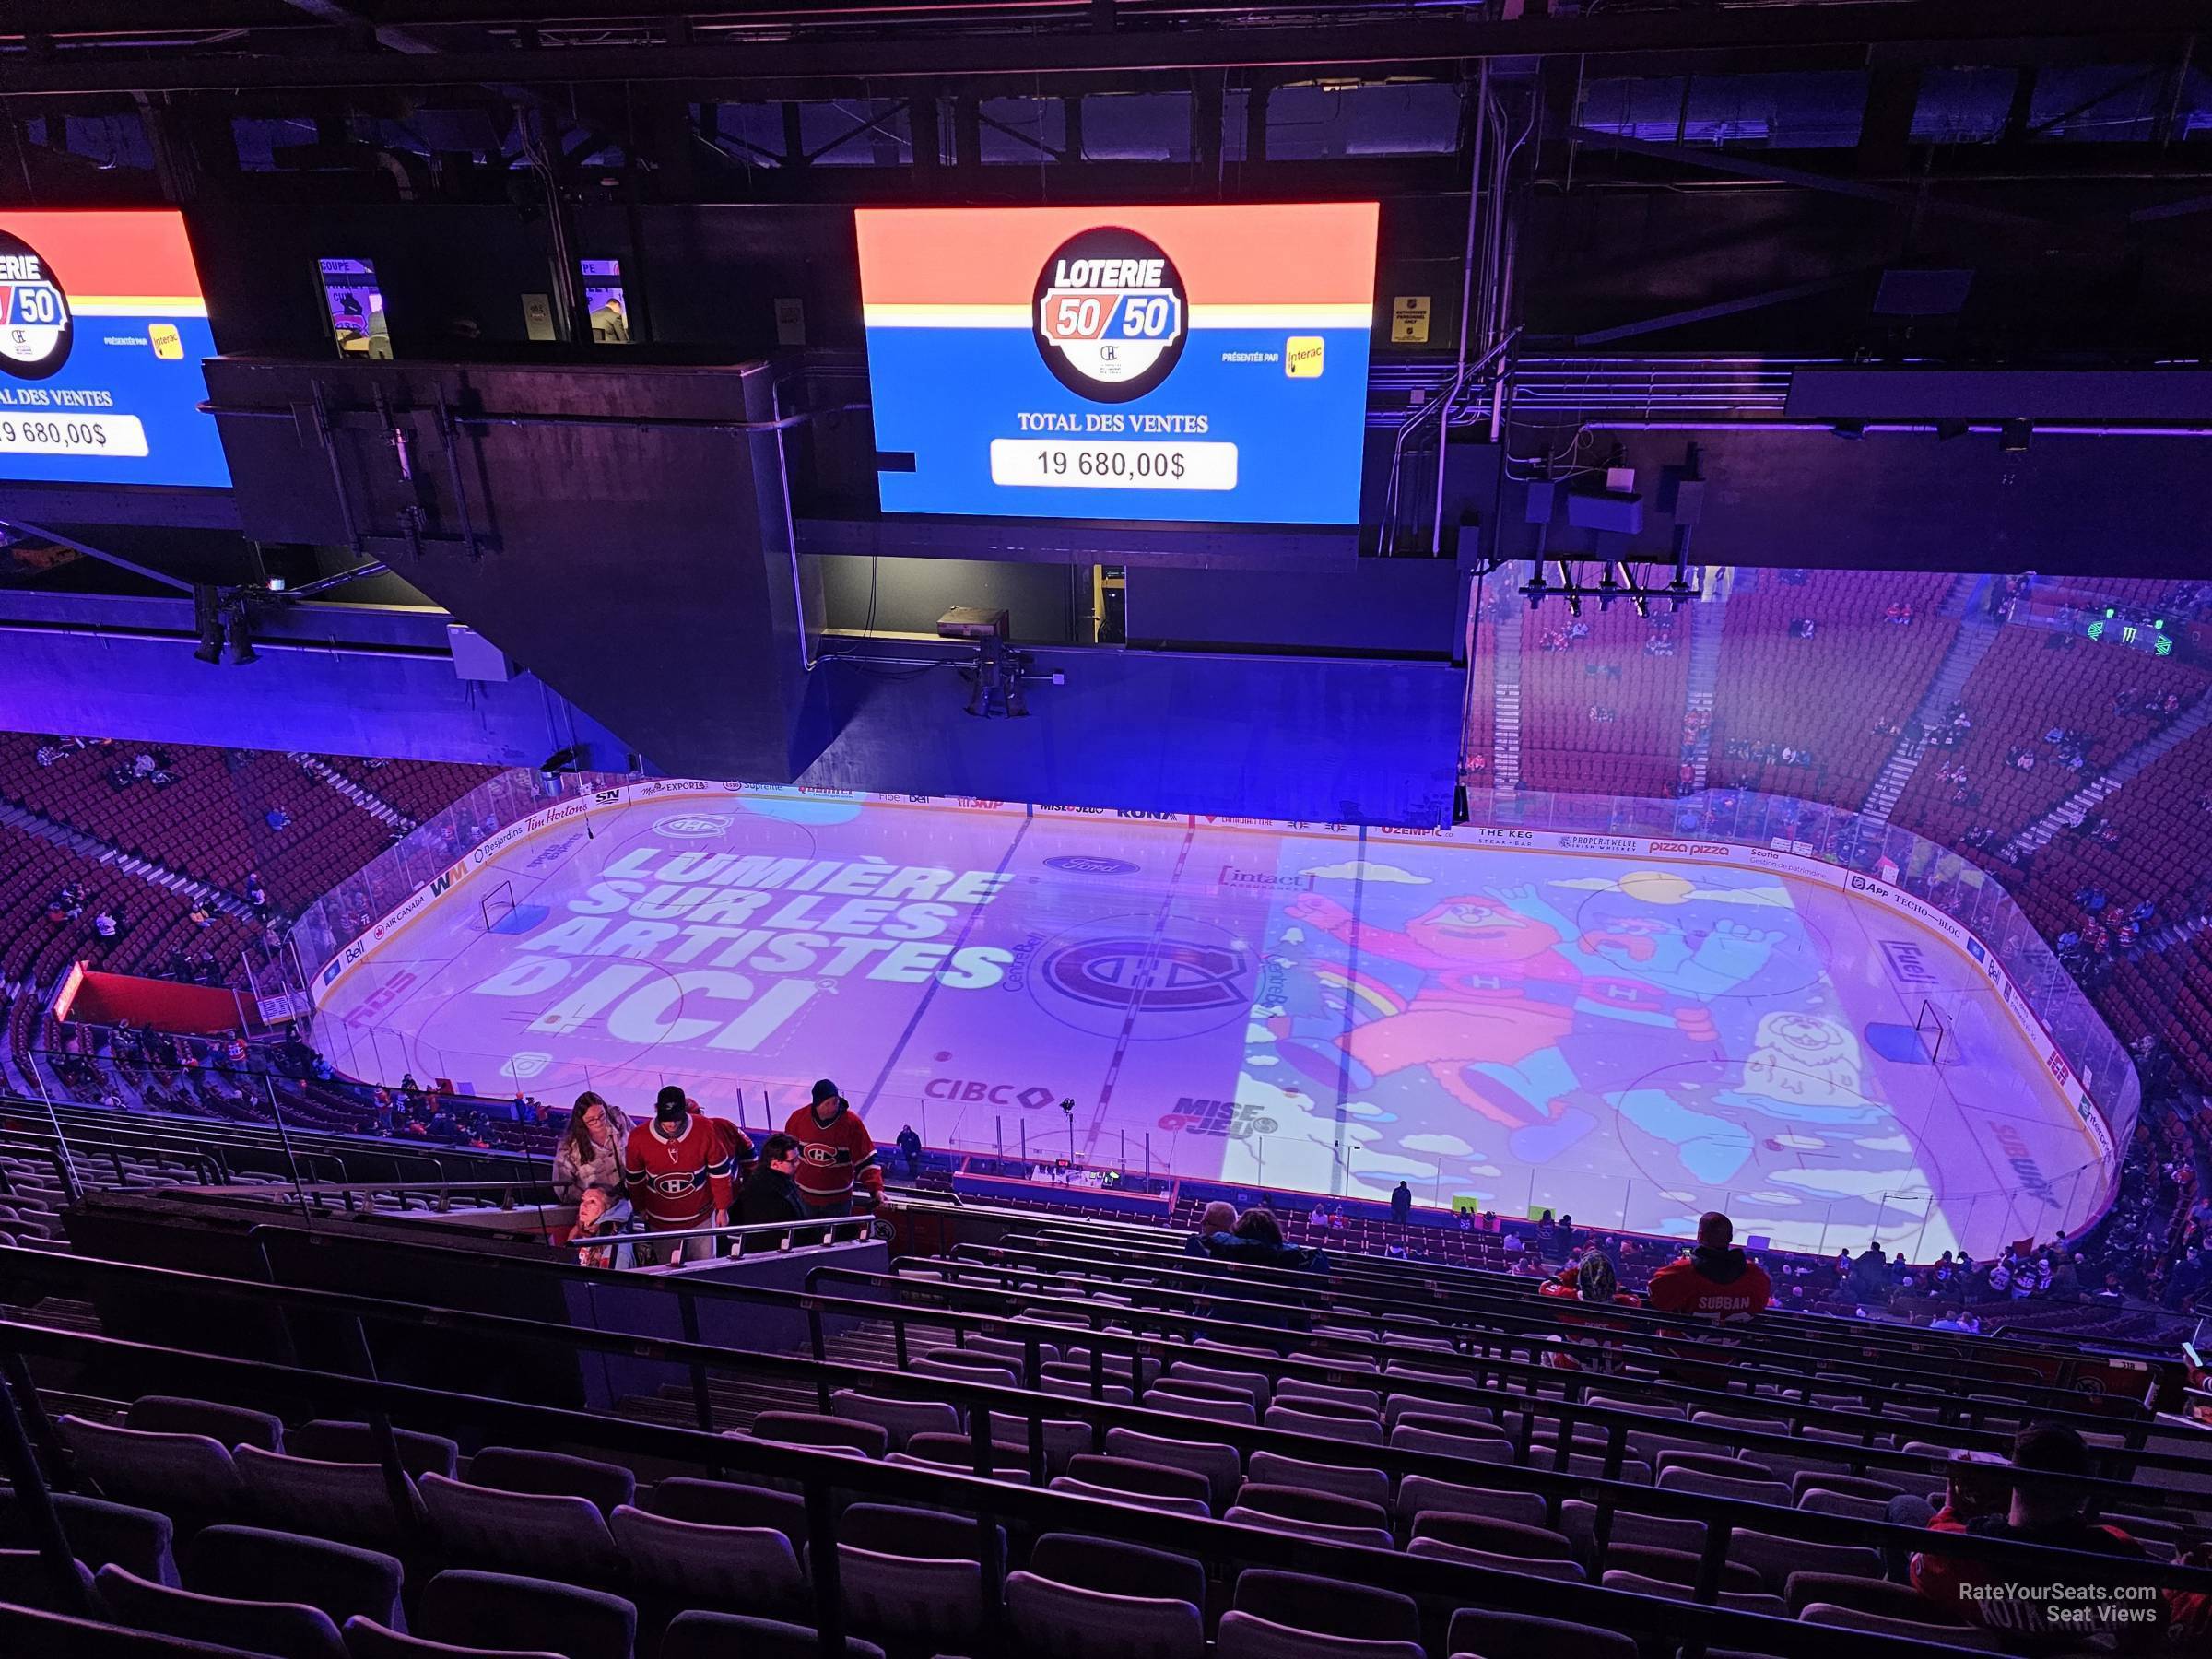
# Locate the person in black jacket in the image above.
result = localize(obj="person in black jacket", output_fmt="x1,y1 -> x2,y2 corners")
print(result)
1194,1207 -> 1330,1344
737,1133 -> 810,1230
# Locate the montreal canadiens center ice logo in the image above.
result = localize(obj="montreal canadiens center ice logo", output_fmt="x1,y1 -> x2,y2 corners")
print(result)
1033,227 -> 1186,404
0,231 -> 72,381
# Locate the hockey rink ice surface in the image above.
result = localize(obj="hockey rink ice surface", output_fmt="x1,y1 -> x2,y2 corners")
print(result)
314,794 -> 2110,1257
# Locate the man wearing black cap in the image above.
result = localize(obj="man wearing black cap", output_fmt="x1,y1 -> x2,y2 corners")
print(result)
782,1078 -> 884,1218
620,1085 -> 744,1264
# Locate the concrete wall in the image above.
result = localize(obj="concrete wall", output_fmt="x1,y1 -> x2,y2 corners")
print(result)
799,641 -> 1465,827
0,591 -> 628,767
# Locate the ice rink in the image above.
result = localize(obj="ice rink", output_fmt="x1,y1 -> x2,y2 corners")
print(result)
312,793 -> 2112,1257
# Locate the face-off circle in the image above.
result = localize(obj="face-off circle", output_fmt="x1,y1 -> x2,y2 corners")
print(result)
0,231 -> 71,381
1033,227 -> 1186,403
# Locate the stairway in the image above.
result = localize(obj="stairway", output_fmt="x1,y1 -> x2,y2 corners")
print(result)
2003,696 -> 2212,859
0,801 -> 257,920
1677,585 -> 1729,794
1860,575 -> 2001,827
291,753 -> 416,830
1489,601 -> 1524,794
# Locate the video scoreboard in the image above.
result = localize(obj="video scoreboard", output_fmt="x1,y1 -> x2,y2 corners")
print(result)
856,204 -> 1378,526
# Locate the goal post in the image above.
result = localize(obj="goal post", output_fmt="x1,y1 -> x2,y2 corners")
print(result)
1914,997 -> 1950,1065
479,879 -> 516,934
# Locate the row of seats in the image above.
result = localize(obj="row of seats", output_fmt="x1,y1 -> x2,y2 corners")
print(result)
9,1191 -> 2205,1659
1518,606 -> 1695,800
1702,570 -> 1959,808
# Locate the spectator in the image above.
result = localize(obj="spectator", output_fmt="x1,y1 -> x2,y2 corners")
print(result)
91,909 -> 120,940
1537,1253 -> 1640,1367
1535,1209 -> 1558,1258
1199,1206 -> 1331,1277
1502,1230 -> 1525,1257
895,1124 -> 924,1182
244,872 -> 269,910
1309,1202 -> 1331,1228
1186,1200 -> 1237,1257
1850,1241 -> 1889,1300
264,807 -> 291,831
1881,1447 -> 2009,1578
620,1086 -> 739,1265
1912,1423 -> 2166,1649
1648,1211 -> 1772,1324
782,1078 -> 884,1219
553,1089 -> 629,1207
737,1133 -> 810,1229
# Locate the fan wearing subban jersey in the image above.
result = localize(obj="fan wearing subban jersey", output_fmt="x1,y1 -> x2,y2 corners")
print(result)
1647,1211 -> 1772,1323
782,1078 -> 884,1218
621,1086 -> 745,1263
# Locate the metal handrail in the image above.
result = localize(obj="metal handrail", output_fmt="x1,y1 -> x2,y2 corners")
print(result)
984,1230 -> 2165,1412
8,1244 -> 2206,1546
1003,1212 -> 2159,1373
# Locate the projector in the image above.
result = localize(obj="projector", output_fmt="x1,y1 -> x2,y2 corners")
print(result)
937,607 -> 1010,641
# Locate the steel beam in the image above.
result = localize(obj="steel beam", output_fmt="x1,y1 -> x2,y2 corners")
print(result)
2,1 -> 2205,97
1572,272 -> 1870,348
1565,126 -> 2047,230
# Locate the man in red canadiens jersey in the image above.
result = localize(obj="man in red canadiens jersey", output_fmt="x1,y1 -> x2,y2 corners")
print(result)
620,1085 -> 749,1264
1647,1211 -> 1772,1323
783,1078 -> 885,1219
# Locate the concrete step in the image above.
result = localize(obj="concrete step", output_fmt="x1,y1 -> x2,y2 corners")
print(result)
289,753 -> 417,830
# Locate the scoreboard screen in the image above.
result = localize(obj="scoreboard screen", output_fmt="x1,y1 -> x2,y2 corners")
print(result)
0,210 -> 229,489
856,204 -> 1377,526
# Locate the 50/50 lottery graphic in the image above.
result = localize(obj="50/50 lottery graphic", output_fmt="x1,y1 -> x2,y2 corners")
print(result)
857,204 -> 1377,525
0,229 -> 73,380
0,212 -> 230,488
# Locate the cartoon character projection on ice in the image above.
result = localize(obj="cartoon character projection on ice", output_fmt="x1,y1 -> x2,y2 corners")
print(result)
1280,878 -> 1781,1161
1611,1011 -> 1891,1186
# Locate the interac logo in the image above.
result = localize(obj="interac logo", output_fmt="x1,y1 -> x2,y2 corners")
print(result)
1284,336 -> 1324,378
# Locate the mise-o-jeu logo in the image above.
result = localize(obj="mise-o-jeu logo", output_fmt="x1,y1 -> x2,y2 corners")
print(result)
1034,226 -> 1186,404
0,230 -> 72,380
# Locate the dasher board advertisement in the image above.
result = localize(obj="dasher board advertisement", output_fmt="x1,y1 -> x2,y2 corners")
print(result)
857,204 -> 1377,526
0,210 -> 229,488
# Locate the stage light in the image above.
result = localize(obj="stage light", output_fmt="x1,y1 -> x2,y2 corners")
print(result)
193,587 -> 226,665
223,601 -> 259,665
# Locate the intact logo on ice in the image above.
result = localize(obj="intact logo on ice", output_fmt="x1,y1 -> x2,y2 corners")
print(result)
1034,227 -> 1186,404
